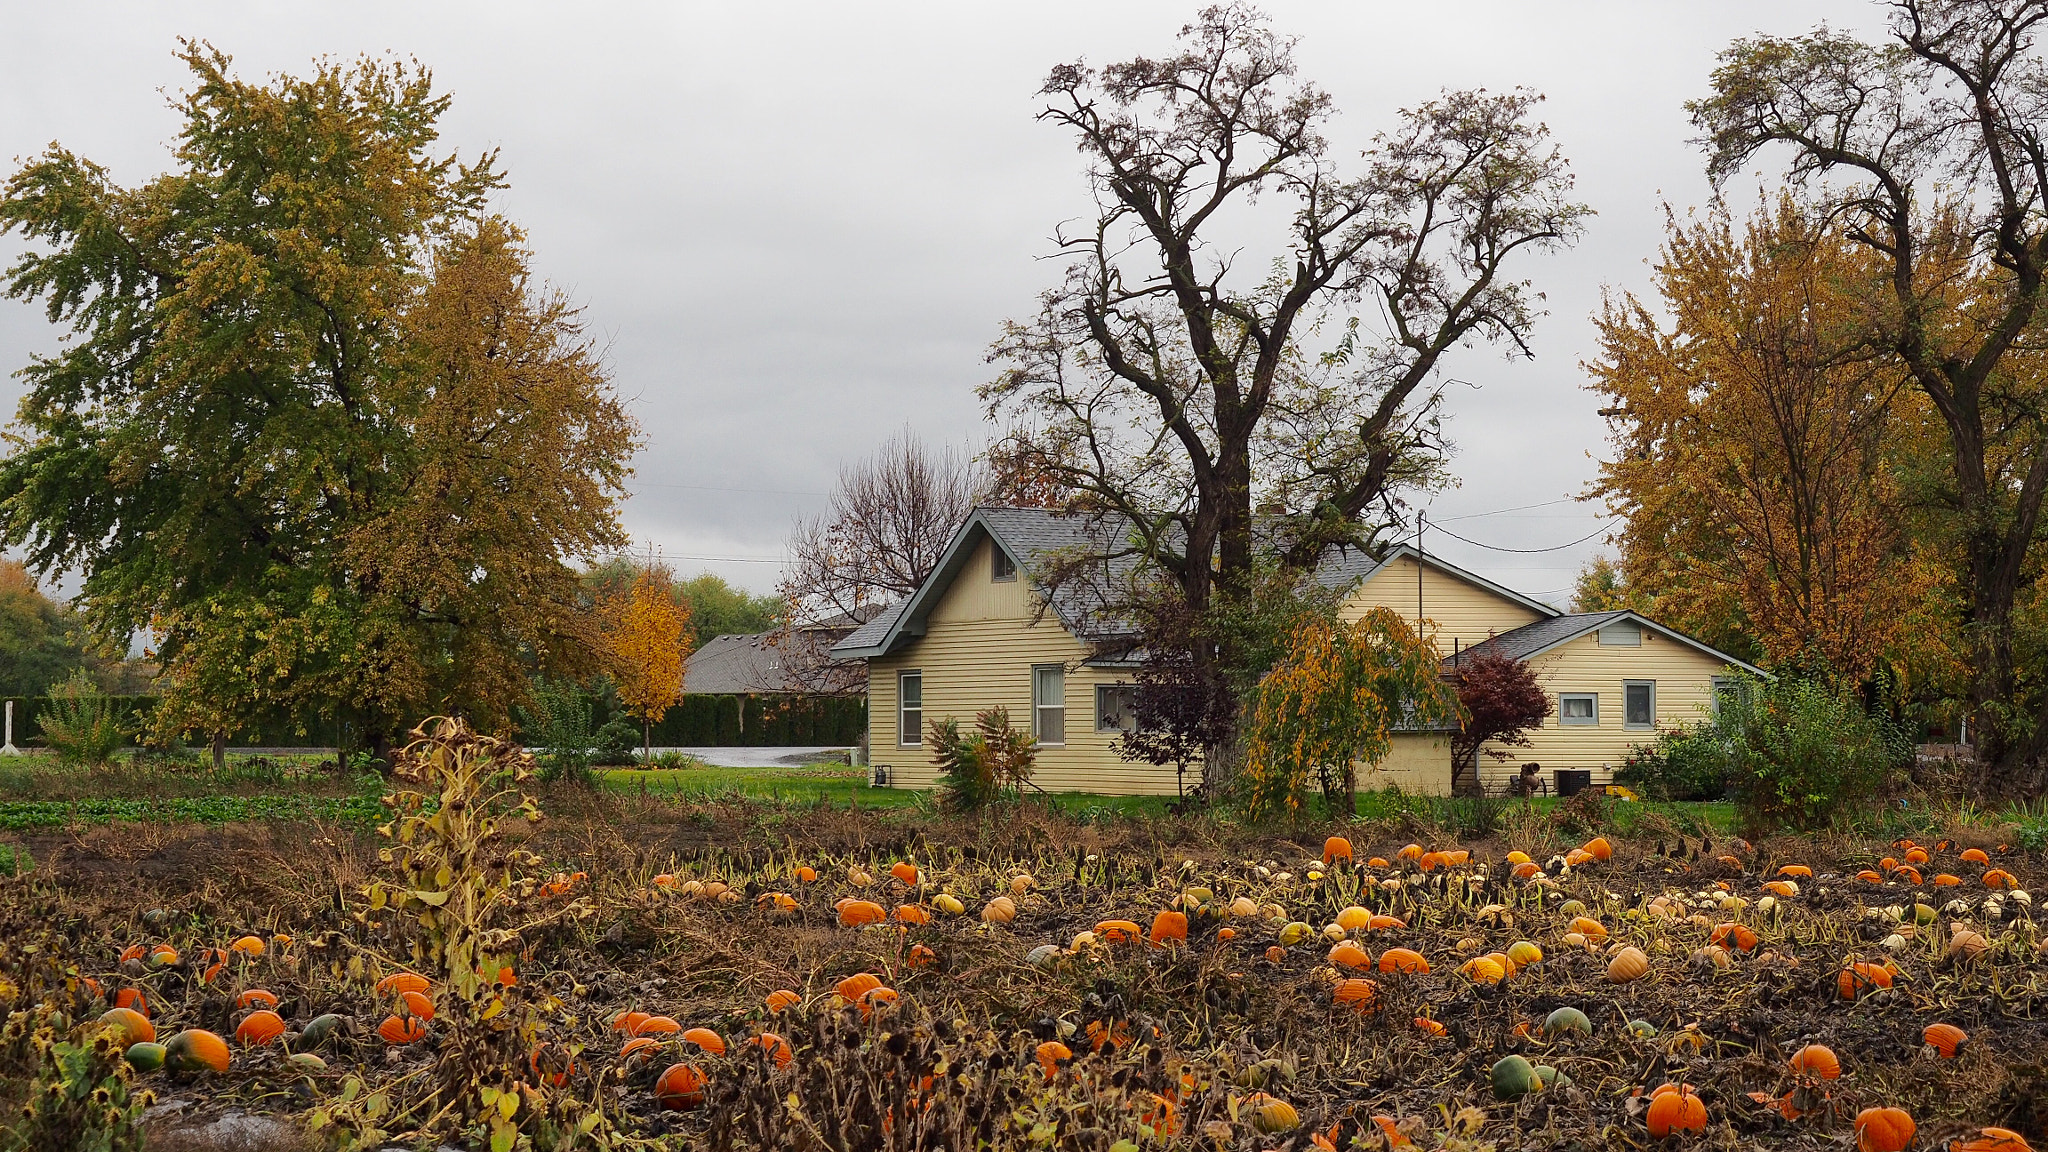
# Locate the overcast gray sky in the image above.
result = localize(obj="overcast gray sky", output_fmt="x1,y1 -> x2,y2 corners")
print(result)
0,1 -> 1886,607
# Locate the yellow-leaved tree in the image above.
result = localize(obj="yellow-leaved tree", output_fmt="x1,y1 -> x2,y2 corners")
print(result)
1242,607 -> 1460,820
601,567 -> 692,762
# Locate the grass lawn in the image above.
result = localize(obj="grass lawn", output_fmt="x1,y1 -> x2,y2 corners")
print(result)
597,763 -> 1181,818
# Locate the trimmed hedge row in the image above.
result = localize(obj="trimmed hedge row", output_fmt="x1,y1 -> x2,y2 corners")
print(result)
592,693 -> 866,747
0,692 -> 865,750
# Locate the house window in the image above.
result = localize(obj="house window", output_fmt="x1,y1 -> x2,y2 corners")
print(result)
1711,675 -> 1748,715
991,545 -> 1016,582
1624,680 -> 1655,729
1559,693 -> 1598,726
1598,621 -> 1642,646
1097,684 -> 1139,733
898,671 -> 922,746
1033,665 -> 1066,744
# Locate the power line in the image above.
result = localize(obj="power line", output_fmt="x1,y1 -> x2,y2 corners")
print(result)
1428,522 -> 1610,554
633,482 -> 829,497
1432,497 -> 1575,523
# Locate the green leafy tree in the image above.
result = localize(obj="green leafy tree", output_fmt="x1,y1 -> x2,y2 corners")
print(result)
0,46 -> 634,757
677,573 -> 779,647
1683,671 -> 1908,833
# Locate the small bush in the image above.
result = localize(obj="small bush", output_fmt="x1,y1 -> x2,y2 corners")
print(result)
1712,672 -> 1906,833
929,708 -> 1036,812
1615,726 -> 1730,801
519,676 -> 599,783
35,671 -> 125,769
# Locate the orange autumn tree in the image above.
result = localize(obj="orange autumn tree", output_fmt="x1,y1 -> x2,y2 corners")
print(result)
1242,607 -> 1459,820
600,566 -> 692,762
1588,195 -> 1955,684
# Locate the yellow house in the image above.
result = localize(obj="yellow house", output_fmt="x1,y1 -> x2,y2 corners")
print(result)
832,507 -> 1759,798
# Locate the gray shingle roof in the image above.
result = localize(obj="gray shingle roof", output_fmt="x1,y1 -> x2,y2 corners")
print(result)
1447,611 -> 1632,666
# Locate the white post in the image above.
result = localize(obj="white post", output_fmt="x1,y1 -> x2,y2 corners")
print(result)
2,700 -> 19,755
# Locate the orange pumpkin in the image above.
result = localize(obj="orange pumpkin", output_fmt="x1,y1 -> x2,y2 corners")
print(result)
654,1063 -> 707,1110
1322,836 -> 1353,865
612,1010 -> 650,1034
164,1029 -> 231,1073
376,972 -> 430,997
1856,870 -> 1884,883
1095,920 -> 1144,945
1148,910 -> 1189,947
1513,861 -> 1542,880
792,865 -> 818,883
1711,922 -> 1758,952
1645,1084 -> 1706,1138
1933,873 -> 1964,887
1378,947 -> 1429,974
1789,1043 -> 1841,1080
1413,1016 -> 1446,1038
765,990 -> 800,1013
835,973 -> 883,1002
529,1043 -> 577,1087
1855,1106 -> 1916,1152
1035,1040 -> 1072,1078
680,1027 -> 726,1056
837,900 -> 887,928
618,1036 -> 663,1066
236,989 -> 278,1010
1328,941 -> 1372,971
1905,847 -> 1930,865
855,986 -> 900,1018
633,1015 -> 682,1038
1961,848 -> 1991,865
99,1007 -> 154,1046
753,1032 -> 794,1068
113,988 -> 148,1015
1838,962 -> 1893,1001
233,1010 -> 286,1047
1397,843 -> 1424,861
1417,851 -> 1447,872
892,904 -> 931,926
1895,866 -> 1924,885
1583,837 -> 1614,861
1922,1023 -> 1968,1059
378,1015 -> 426,1045
1983,869 -> 2020,890
1778,864 -> 1812,878
890,862 -> 920,886
1367,914 -> 1406,931
399,990 -> 435,1021
1763,880 -> 1800,898
1607,946 -> 1650,984
1333,978 -> 1382,1014
907,943 -> 938,970
118,943 -> 146,965
228,935 -> 265,958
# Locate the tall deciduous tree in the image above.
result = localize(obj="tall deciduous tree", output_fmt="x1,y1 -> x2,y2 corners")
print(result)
983,5 -> 1587,790
1691,0 -> 2048,790
0,45 -> 635,754
1446,650 -> 1550,795
0,561 -> 98,696
602,567 -> 692,762
1588,197 -> 1952,684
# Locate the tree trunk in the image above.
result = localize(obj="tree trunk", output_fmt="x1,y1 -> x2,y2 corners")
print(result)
643,717 -> 651,765
211,732 -> 226,773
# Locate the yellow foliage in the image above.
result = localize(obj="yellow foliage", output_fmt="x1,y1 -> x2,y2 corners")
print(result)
602,568 -> 692,732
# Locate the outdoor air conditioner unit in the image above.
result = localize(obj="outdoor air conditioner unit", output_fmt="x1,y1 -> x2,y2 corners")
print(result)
871,764 -> 891,787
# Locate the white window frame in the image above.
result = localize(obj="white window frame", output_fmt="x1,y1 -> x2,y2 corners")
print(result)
897,671 -> 923,746
991,544 -> 1016,582
1096,683 -> 1139,734
1597,621 -> 1642,646
1033,664 -> 1066,745
1559,692 -> 1599,726
1623,680 -> 1656,730
1711,675 -> 1746,715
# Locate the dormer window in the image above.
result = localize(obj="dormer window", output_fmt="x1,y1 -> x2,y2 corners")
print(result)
992,545 -> 1016,582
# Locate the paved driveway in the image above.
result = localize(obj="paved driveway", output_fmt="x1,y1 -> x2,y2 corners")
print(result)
661,746 -> 849,769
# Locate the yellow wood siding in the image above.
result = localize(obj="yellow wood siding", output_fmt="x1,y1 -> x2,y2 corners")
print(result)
1360,732 -> 1453,795
1341,555 -> 1544,654
1477,629 -> 1735,791
866,537 -> 1187,796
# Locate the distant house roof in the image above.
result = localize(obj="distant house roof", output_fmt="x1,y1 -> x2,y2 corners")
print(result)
1445,609 -> 1766,676
687,625 -> 868,696
830,506 -> 1558,663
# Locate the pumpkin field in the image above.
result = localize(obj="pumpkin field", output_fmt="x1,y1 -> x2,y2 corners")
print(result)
0,721 -> 2044,1152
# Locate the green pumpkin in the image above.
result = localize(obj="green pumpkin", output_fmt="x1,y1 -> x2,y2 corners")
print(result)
287,1052 -> 328,1073
1025,945 -> 1064,970
1556,899 -> 1587,918
1543,1007 -> 1592,1037
1533,1064 -> 1572,1090
1492,1054 -> 1538,1101
124,1042 -> 166,1072
1626,1019 -> 1659,1039
296,1013 -> 346,1049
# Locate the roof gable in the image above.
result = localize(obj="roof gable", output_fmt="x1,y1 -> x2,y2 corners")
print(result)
1351,545 -> 1563,621
1447,609 -> 1766,676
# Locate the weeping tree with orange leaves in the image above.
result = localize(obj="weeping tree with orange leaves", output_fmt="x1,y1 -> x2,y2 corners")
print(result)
1242,607 -> 1459,820
600,567 -> 692,763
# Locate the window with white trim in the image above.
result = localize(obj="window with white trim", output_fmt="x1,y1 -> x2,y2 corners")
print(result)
991,545 -> 1016,582
898,671 -> 922,745
1598,621 -> 1642,646
1623,680 -> 1655,729
1559,693 -> 1598,726
1096,684 -> 1140,733
1033,665 -> 1066,744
